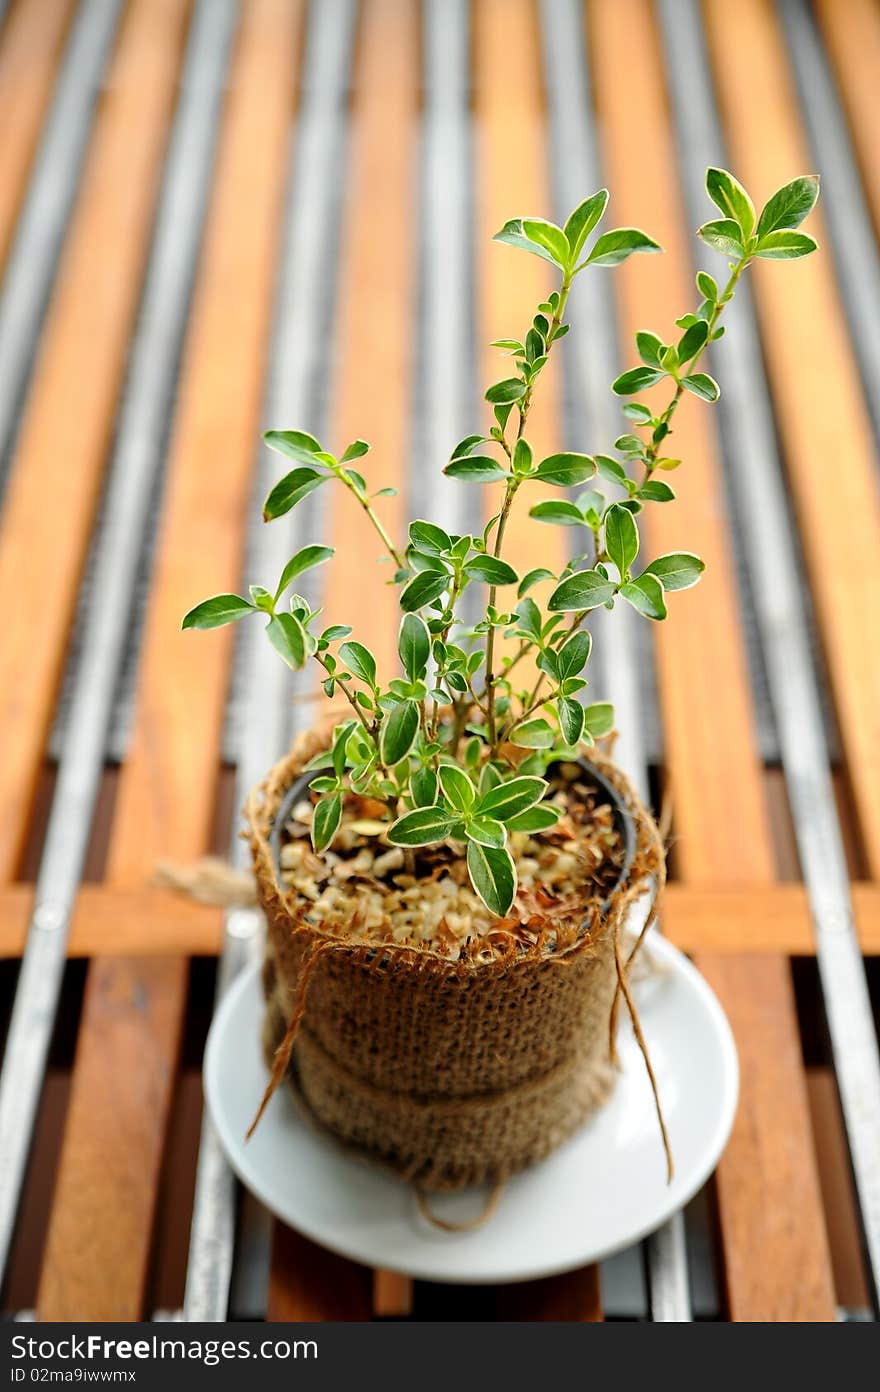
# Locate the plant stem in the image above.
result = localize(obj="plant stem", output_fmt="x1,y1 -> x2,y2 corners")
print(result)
643,257 -> 747,477
483,277 -> 572,752
331,467 -> 405,569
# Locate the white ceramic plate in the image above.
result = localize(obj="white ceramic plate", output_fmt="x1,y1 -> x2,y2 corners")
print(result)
203,934 -> 738,1284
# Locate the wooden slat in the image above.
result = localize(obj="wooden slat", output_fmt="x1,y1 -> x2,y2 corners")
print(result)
267,0 -> 418,1322
37,0 -> 303,1321
588,0 -> 835,1321
3,882 -> 880,959
0,0 -> 77,272
703,0 -> 880,880
814,0 -> 880,236
476,0 -> 600,1322
266,1228 -> 372,1321
0,0 -> 191,882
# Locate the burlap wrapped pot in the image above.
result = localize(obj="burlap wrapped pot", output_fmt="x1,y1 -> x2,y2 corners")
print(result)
246,724 -> 665,1195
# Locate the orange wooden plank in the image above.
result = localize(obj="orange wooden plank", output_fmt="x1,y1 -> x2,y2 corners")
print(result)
320,0 -> 417,680
588,0 -> 835,1321
0,0 -> 77,272
37,0 -> 303,1321
267,0 -> 418,1322
0,0 -> 191,882
37,956 -> 188,1320
814,0 -> 880,236
4,882 -> 880,958
703,0 -> 880,880
474,0 -> 599,1322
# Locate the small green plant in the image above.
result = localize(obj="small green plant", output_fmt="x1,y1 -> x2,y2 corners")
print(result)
184,169 -> 818,917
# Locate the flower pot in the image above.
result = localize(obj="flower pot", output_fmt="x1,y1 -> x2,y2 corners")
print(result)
247,726 -> 661,1193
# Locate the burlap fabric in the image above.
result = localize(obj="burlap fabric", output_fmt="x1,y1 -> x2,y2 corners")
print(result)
246,725 -> 663,1193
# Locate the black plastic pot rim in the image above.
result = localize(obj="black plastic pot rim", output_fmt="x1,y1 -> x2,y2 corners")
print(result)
269,754 -> 637,909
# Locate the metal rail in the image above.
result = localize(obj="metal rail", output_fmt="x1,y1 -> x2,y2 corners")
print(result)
0,0 -> 239,1288
778,0 -> 880,445
538,0 -> 692,1323
658,0 -> 880,1311
0,0 -> 125,491
183,0 -> 359,1322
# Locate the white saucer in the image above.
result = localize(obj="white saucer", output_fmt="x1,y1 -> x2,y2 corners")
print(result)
203,934 -> 738,1284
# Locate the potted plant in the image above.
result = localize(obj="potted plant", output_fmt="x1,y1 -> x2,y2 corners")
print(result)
184,168 -> 818,1211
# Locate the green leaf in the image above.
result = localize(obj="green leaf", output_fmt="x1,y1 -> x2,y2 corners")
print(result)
400,570 -> 448,611
409,520 -> 452,554
557,696 -> 585,745
439,764 -> 476,813
321,624 -> 352,643
444,456 -> 508,484
510,718 -> 556,749
493,217 -> 563,268
612,366 -> 665,395
380,700 -> 419,765
755,175 -> 819,239
643,551 -> 705,591
266,612 -> 307,668
512,438 -> 533,476
582,702 -> 615,737
563,189 -> 609,263
331,720 -> 357,776
398,612 -> 430,680
506,804 -> 562,833
682,372 -> 719,402
263,429 -> 323,464
619,573 -> 667,620
249,585 -> 274,614
548,570 -> 617,612
529,499 -> 588,526
485,378 -> 527,404
275,544 -> 334,601
521,217 -> 570,269
464,555 -> 519,586
557,628 -> 592,679
340,439 -> 370,462
263,467 -> 325,521
604,502 -> 639,578
465,816 -> 507,849
638,480 -> 676,502
388,806 -> 457,846
596,454 -> 629,486
410,766 -> 438,807
696,218 -> 744,258
754,230 -> 818,259
705,168 -> 756,239
339,640 -> 377,686
530,452 -> 595,488
585,227 -> 661,266
478,775 -> 547,822
312,793 -> 342,854
697,270 -> 718,301
450,434 -> 486,459
466,840 -> 516,916
514,596 -> 543,643
636,331 -> 665,367
677,318 -> 709,362
182,594 -> 254,630
518,567 -> 555,596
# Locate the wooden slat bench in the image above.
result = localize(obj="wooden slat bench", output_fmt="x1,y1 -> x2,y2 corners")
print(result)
0,0 -> 877,1322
